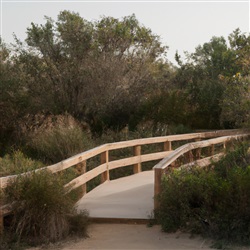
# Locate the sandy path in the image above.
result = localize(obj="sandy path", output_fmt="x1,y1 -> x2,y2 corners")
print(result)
39,223 -> 212,250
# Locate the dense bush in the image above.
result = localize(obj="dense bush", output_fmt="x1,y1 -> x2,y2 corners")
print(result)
27,125 -> 93,164
0,150 -> 44,176
156,143 -> 250,245
3,170 -> 89,246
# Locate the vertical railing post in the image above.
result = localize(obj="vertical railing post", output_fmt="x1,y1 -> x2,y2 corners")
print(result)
101,150 -> 109,183
184,150 -> 194,163
163,141 -> 172,151
194,139 -> 201,160
154,168 -> 163,210
133,145 -> 141,174
223,141 -> 228,152
76,159 -> 87,196
164,141 -> 174,166
208,144 -> 215,156
223,139 -> 234,153
226,138 -> 237,152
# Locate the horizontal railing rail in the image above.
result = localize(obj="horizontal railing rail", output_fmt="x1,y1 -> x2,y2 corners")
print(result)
153,133 -> 250,209
0,129 -> 246,190
0,129 -> 249,233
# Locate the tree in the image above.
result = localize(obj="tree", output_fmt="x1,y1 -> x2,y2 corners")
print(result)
220,75 -> 250,128
220,30 -> 250,128
15,11 -> 168,132
228,28 -> 250,76
173,35 -> 239,129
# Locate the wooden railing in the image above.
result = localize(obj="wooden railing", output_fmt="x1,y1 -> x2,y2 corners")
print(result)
0,129 -> 246,191
153,133 -> 250,209
0,129 -> 249,232
0,130 -> 249,190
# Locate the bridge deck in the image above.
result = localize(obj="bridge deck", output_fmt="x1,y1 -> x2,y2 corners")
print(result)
76,170 -> 154,220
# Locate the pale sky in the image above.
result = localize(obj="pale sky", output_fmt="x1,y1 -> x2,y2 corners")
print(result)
1,0 -> 249,64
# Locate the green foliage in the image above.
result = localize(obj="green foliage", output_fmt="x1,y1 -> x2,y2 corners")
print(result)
15,11 -> 168,133
1,11 -> 249,155
27,125 -> 93,164
68,210 -> 89,237
3,170 -> 89,245
0,151 -> 44,176
228,28 -> 250,75
174,30 -> 250,130
0,40 -> 32,155
220,75 -> 250,128
140,90 -> 190,126
156,143 -> 250,245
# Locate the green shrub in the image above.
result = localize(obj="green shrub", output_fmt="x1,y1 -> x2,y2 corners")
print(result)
156,143 -> 250,246
0,150 -> 44,177
3,170 -> 89,245
28,125 -> 93,164
68,210 -> 89,237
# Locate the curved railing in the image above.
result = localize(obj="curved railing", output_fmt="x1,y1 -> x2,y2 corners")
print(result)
1,129 -> 250,232
1,129 -> 247,191
153,133 -> 250,209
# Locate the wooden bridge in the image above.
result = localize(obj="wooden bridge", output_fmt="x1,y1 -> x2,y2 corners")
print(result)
1,129 -> 250,230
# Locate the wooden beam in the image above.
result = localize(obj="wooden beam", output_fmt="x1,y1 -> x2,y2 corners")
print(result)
194,138 -> 201,160
1,129 -> 248,186
180,153 -> 225,169
208,144 -> 215,156
101,151 -> 109,183
133,146 -> 141,174
163,141 -> 172,151
76,160 -> 87,196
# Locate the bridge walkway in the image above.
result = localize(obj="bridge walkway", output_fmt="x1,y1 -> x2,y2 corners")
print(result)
76,170 -> 154,220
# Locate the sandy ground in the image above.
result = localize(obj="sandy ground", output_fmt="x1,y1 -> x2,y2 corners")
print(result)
26,172 -> 213,250
28,223 -> 213,250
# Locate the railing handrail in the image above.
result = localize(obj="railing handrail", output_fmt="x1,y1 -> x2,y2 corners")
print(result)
0,129 -> 248,189
1,129 -> 250,233
153,133 -> 250,170
153,132 -> 250,209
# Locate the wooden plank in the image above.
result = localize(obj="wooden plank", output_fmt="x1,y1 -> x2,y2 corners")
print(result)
180,153 -> 225,169
1,130 -> 249,189
101,151 -> 109,183
208,144 -> 215,156
140,151 -> 173,162
163,141 -> 172,151
108,151 -> 173,171
76,160 -> 87,196
35,130 -> 250,174
108,156 -> 140,170
64,164 -> 107,192
47,145 -> 107,173
154,134 -> 250,171
66,151 -> 173,192
133,146 -> 141,174
0,130 -> 249,234
194,138 -> 201,160
87,129 -> 246,154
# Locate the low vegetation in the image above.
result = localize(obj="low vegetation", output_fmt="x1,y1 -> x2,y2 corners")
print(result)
0,151 -> 44,177
156,143 -> 250,247
27,124 -> 93,164
1,170 -> 89,248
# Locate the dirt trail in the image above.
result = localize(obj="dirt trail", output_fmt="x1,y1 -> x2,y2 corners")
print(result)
29,223 -> 212,250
